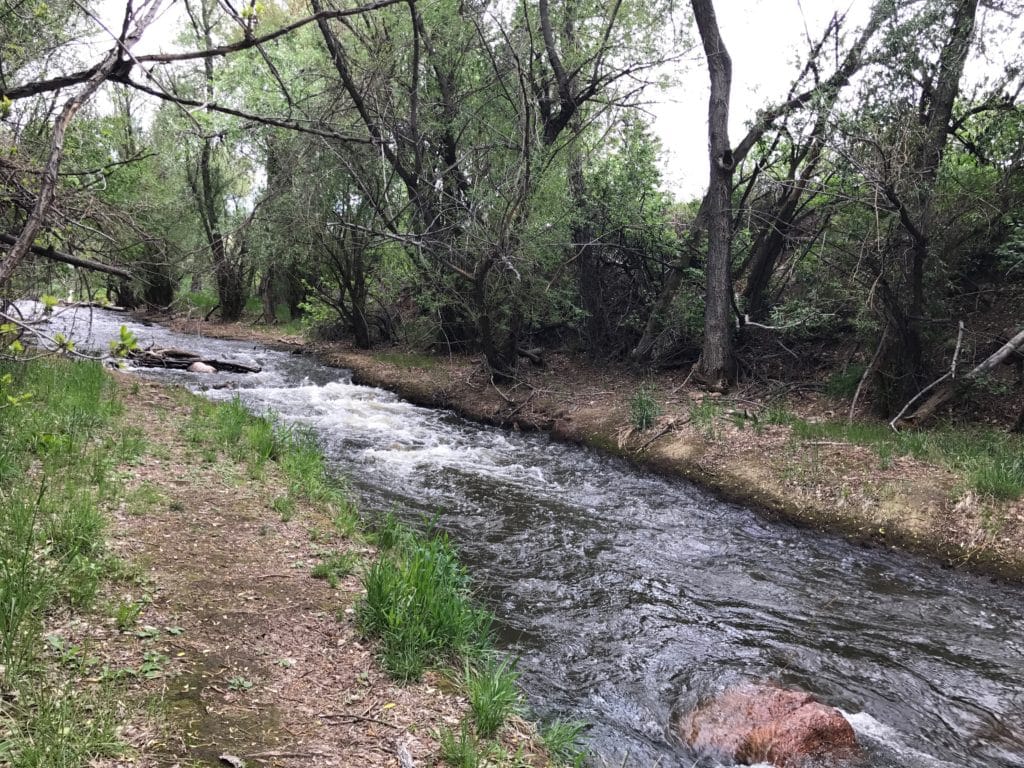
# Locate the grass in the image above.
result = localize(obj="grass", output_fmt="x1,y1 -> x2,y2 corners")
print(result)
438,722 -> 484,768
186,396 -> 358,515
465,655 -> 521,738
0,684 -> 123,767
689,398 -> 723,438
311,550 -> 360,588
786,417 -> 1024,499
0,358 -> 135,765
628,384 -> 661,431
357,517 -> 574,762
540,720 -> 588,767
113,600 -> 143,631
358,524 -> 491,681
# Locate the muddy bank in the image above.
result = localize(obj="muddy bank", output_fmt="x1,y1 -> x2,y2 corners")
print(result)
164,317 -> 1024,581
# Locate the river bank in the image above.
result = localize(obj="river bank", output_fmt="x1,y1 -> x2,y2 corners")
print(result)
168,317 -> 1024,581
0,355 -> 577,767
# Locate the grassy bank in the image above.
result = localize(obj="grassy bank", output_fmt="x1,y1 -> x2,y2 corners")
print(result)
0,356 -> 584,767
668,396 -> 1024,501
0,358 -> 143,766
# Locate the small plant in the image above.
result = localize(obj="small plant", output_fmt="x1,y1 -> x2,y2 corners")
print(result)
311,551 -> 360,588
114,600 -> 142,631
39,294 -> 59,314
541,720 -> 588,767
689,398 -> 722,438
332,506 -> 360,537
438,722 -> 482,768
126,482 -> 163,516
228,675 -> 254,691
372,511 -> 413,551
139,650 -> 168,679
108,325 -> 139,359
465,655 -> 521,738
758,403 -> 793,427
272,494 -> 295,522
629,385 -> 661,431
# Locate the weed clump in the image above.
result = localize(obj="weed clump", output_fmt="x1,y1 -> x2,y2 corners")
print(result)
465,655 -> 521,737
358,524 -> 491,681
629,385 -> 661,431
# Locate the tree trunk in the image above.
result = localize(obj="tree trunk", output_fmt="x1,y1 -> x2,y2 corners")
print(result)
691,0 -> 736,389
568,148 -> 607,354
141,248 -> 176,308
350,247 -> 371,349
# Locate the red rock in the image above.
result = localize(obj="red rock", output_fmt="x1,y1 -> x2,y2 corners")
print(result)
679,683 -> 861,767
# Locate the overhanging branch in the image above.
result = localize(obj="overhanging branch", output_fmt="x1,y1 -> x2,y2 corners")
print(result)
1,234 -> 133,279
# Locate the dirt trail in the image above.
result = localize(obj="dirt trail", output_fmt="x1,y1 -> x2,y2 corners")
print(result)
92,378 -> 468,767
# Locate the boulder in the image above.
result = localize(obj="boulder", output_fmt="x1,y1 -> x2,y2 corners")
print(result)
187,361 -> 217,373
679,683 -> 861,767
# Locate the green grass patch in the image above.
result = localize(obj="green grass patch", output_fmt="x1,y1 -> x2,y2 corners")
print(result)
186,396 -> 357,513
0,684 -> 123,767
311,550 -> 360,588
786,417 -> 1024,499
540,720 -> 588,767
629,385 -> 661,431
689,398 -> 723,438
358,522 -> 491,682
0,357 -> 134,763
438,722 -> 484,767
465,655 -> 521,738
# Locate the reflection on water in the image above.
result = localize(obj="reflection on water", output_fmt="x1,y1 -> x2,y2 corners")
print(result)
40,304 -> 1024,767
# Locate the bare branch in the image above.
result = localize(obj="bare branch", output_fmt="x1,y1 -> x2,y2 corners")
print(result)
0,233 -> 132,279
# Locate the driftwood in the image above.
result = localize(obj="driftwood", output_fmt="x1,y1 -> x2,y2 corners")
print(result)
129,346 -> 261,374
892,325 -> 1024,429
59,300 -> 128,312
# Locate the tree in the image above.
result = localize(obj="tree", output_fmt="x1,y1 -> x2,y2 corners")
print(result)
689,0 -> 735,388
631,1 -> 890,365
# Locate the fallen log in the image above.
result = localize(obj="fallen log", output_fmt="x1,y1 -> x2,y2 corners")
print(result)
129,346 -> 261,374
892,325 -> 1024,429
59,300 -> 128,312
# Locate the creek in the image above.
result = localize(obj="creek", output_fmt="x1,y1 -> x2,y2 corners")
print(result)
39,305 -> 1024,767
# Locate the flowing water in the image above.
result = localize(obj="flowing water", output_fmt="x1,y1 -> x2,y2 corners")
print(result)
34,305 -> 1024,767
